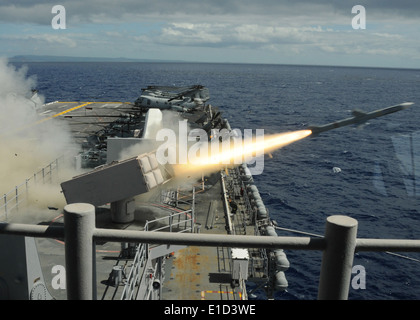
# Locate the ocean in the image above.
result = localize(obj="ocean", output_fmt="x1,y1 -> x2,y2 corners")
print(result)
19,61 -> 420,299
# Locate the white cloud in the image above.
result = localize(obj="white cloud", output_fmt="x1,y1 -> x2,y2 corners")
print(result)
150,23 -> 328,48
157,23 -> 226,46
144,21 -> 420,62
2,33 -> 77,48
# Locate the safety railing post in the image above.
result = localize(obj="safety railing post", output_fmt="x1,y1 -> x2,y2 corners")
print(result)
318,215 -> 358,300
64,203 -> 95,300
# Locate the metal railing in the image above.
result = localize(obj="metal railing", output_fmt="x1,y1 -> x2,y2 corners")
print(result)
119,207 -> 195,300
119,242 -> 149,300
161,186 -> 196,210
144,209 -> 194,234
0,156 -> 63,221
2,204 -> 420,300
118,186 -> 196,300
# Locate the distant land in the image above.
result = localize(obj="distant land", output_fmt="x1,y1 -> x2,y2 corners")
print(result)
8,55 -> 187,63
8,55 -> 418,71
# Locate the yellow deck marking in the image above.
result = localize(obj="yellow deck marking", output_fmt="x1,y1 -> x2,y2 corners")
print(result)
37,101 -> 129,124
1,101 -> 128,138
56,101 -> 128,104
36,102 -> 94,124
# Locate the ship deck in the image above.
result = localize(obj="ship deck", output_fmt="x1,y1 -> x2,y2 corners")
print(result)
38,101 -> 136,144
162,174 -> 255,300
6,101 -> 261,300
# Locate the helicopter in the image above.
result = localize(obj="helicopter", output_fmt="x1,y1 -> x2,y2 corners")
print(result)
134,85 -> 210,112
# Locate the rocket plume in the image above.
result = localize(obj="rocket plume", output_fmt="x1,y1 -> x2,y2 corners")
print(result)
174,129 -> 312,177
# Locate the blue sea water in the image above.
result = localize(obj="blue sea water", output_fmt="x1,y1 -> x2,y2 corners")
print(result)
19,61 -> 420,299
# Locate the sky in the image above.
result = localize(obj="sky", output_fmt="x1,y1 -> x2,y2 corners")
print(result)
0,0 -> 419,68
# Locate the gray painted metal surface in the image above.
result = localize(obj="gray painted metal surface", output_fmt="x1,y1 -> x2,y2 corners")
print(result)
64,203 -> 95,300
318,215 -> 358,300
3,206 -> 420,299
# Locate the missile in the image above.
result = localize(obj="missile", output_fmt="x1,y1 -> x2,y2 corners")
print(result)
308,102 -> 414,135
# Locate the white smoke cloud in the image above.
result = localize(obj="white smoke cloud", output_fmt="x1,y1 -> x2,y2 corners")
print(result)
0,58 -> 80,219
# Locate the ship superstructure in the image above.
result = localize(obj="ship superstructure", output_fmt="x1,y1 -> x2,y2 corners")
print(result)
0,86 -> 289,300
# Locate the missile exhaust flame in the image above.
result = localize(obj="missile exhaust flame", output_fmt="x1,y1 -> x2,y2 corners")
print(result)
174,129 -> 312,177
169,102 -> 413,179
